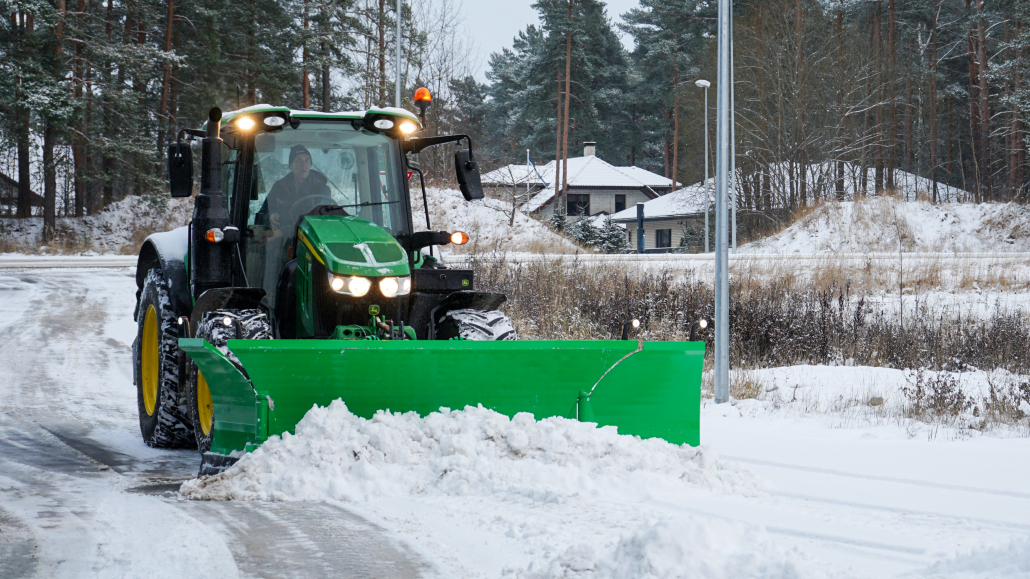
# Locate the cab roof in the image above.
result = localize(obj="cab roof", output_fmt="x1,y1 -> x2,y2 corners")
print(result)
207,104 -> 421,130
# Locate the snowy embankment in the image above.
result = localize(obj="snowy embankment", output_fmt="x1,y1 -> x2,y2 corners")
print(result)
1,187 -> 574,256
742,196 -> 1030,254
415,187 -> 580,255
0,196 -> 192,254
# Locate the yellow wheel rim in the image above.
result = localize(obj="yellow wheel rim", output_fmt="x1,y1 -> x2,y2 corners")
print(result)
141,305 -> 159,416
197,371 -> 214,437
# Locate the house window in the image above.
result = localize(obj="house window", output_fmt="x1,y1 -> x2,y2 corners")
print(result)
567,194 -> 590,216
615,194 -> 626,213
656,229 -> 672,248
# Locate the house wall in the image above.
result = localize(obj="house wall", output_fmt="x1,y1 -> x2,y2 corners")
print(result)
535,188 -> 653,219
625,218 -> 694,251
620,209 -> 793,252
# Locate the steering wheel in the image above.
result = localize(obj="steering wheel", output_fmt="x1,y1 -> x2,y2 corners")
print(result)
287,194 -> 338,220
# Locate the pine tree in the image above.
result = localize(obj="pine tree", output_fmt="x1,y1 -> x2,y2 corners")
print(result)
621,0 -> 716,179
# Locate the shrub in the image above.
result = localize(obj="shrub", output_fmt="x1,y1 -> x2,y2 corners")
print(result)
466,255 -> 1030,373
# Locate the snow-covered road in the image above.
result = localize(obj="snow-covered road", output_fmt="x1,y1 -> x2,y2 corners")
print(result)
0,265 -> 1027,578
0,268 -> 431,578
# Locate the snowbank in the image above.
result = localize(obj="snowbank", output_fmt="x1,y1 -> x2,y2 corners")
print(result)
712,364 -> 1030,439
0,195 -> 192,254
181,402 -> 755,503
917,536 -> 1030,578
2,186 -> 572,256
742,196 -> 1030,254
415,188 -> 580,255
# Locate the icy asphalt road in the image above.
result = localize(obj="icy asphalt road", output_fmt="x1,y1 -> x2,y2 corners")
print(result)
0,267 -> 433,579
1,266 -> 1029,578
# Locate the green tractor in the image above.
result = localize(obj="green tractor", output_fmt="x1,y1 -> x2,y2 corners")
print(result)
133,94 -> 704,475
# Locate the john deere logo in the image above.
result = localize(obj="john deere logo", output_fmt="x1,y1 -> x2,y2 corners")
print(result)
368,305 -> 381,315
461,279 -> 469,287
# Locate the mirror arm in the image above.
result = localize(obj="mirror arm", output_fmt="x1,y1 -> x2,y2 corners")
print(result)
406,134 -> 472,155
177,128 -> 205,144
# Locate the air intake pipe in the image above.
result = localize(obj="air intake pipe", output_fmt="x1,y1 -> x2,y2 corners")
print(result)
191,107 -> 233,297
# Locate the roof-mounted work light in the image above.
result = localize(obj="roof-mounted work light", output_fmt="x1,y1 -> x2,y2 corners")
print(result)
234,116 -> 256,131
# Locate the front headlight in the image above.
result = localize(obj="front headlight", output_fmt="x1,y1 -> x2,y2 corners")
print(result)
379,276 -> 411,298
328,273 -> 372,297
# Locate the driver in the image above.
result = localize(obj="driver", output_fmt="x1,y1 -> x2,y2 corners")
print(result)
256,144 -> 331,235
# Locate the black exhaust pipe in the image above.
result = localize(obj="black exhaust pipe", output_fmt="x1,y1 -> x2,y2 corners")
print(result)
191,107 -> 233,297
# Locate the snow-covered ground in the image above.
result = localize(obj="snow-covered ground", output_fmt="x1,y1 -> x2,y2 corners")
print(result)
4,187 -> 1030,578
741,196 -> 1030,254
176,363 -> 1030,578
1,265 -> 1028,578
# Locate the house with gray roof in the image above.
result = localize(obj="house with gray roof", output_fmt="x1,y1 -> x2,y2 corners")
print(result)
481,143 -> 677,220
610,178 -> 792,252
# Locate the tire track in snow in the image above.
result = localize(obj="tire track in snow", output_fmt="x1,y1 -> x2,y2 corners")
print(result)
726,455 -> 1030,500
770,491 -> 1030,533
174,501 -> 431,579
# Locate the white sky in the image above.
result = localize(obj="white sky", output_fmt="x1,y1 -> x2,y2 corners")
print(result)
452,0 -> 641,80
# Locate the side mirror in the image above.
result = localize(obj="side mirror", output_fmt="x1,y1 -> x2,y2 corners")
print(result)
167,142 -> 193,198
454,149 -> 484,201
255,133 -> 276,153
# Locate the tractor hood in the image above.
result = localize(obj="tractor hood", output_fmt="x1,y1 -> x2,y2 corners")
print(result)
296,216 -> 410,277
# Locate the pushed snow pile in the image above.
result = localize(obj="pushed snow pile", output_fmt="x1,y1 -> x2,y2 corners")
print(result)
515,517 -> 817,579
918,536 -> 1030,578
180,401 -> 756,502
742,196 -> 1030,254
414,188 -> 580,254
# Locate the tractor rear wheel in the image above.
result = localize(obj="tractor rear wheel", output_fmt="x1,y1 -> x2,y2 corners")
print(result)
437,309 -> 517,341
133,269 -> 194,448
187,309 -> 272,453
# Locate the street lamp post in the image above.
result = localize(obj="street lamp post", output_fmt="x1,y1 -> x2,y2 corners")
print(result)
395,0 -> 402,107
714,0 -> 731,404
695,79 -> 711,253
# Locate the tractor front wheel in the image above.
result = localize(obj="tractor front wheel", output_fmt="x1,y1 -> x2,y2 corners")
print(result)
133,269 -> 194,448
436,309 -> 517,341
187,309 -> 272,453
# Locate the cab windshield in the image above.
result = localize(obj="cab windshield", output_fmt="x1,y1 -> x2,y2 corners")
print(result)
241,121 -> 408,300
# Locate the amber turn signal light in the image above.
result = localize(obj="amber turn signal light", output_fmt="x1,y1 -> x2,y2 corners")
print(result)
450,231 -> 469,245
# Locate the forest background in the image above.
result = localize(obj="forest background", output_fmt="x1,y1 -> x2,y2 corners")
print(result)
2,0 -> 1029,242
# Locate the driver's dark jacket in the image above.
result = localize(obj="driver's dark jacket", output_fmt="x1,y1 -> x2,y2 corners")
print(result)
255,170 -> 331,230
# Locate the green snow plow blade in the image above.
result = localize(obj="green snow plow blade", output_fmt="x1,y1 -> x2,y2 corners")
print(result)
180,338 -> 703,473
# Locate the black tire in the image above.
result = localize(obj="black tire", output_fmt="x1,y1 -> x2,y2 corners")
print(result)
187,308 -> 272,453
436,309 -> 517,341
133,269 -> 194,448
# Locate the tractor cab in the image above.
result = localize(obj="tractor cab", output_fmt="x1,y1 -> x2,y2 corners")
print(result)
163,103 -> 488,342
212,107 -> 418,311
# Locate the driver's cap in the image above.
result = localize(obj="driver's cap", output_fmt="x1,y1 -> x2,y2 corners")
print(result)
289,145 -> 312,166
